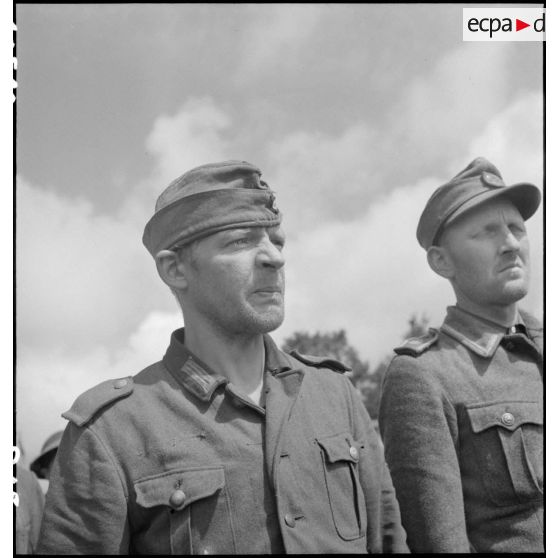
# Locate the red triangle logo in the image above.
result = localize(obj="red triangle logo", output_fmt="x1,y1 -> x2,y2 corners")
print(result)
516,19 -> 530,31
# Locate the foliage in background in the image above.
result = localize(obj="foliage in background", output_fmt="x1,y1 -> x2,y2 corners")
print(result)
281,314 -> 429,420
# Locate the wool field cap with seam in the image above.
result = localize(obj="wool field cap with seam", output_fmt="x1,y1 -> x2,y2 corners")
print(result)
142,160 -> 282,257
30,430 -> 64,478
416,157 -> 541,250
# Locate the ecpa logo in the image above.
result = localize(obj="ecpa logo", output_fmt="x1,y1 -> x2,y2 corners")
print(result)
463,8 -> 545,42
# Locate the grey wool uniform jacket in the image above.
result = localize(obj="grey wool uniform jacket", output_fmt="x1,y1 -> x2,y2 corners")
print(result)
38,330 -> 407,554
379,306 -> 543,553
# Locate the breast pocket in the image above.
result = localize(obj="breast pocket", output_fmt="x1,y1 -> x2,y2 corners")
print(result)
134,466 -> 235,554
317,432 -> 366,541
466,400 -> 543,507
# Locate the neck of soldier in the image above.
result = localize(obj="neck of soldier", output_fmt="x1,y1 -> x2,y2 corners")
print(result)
182,315 -> 264,394
454,292 -> 519,328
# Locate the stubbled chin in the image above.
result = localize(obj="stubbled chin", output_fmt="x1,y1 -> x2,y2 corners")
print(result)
253,311 -> 284,333
500,282 -> 529,304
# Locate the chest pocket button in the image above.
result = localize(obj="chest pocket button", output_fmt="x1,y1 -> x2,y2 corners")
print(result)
169,489 -> 186,509
349,446 -> 359,460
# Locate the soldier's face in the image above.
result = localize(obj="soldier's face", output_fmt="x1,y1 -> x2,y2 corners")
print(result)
439,198 -> 530,309
182,225 -> 286,335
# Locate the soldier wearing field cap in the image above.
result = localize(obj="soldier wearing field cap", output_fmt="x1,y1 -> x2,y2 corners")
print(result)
38,160 -> 407,554
379,157 -> 543,553
31,430 -> 64,483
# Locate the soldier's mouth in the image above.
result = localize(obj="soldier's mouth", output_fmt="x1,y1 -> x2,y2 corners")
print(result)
500,264 -> 521,272
254,284 -> 283,294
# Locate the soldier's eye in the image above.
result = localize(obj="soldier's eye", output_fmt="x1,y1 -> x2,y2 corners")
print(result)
230,237 -> 250,247
482,225 -> 498,237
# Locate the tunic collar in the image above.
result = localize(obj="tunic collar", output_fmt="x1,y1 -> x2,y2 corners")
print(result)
162,328 -> 292,402
441,306 -> 514,358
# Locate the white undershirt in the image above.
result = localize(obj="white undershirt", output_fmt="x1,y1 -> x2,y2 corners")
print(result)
245,350 -> 265,405
246,377 -> 264,405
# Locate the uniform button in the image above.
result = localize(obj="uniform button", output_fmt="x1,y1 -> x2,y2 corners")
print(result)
113,378 -> 128,389
169,489 -> 186,509
501,412 -> 515,426
284,513 -> 296,528
349,446 -> 359,460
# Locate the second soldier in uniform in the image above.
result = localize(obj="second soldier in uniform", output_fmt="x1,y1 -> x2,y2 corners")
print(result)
379,157 -> 543,553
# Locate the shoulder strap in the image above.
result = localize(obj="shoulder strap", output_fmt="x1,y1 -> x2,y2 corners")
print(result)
62,377 -> 134,427
394,328 -> 439,357
289,349 -> 352,373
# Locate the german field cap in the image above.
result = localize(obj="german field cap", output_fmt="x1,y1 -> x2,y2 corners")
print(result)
142,160 -> 281,257
416,157 -> 541,250
30,430 -> 64,478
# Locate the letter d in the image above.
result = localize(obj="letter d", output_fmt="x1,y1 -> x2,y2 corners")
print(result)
534,13 -> 545,32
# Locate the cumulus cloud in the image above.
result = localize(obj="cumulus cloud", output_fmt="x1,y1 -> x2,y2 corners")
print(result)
380,42 -> 518,184
121,97 -> 242,227
275,177 -> 452,362
465,91 -> 543,181
145,97 -> 233,186
247,42 -> 536,233
16,178 -> 173,354
265,123 -> 381,231
15,175 -> 180,458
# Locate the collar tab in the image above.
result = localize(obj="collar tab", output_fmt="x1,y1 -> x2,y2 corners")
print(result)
163,329 -> 228,402
179,356 -> 228,402
441,306 -> 506,358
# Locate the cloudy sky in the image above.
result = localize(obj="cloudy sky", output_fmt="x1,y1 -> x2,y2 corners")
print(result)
15,4 -> 544,463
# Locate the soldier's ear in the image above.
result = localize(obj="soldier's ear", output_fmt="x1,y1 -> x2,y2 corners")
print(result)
427,245 -> 455,279
155,250 -> 189,290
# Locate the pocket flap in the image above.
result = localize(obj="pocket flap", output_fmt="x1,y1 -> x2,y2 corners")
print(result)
134,466 -> 225,510
466,401 -> 542,433
317,432 -> 360,464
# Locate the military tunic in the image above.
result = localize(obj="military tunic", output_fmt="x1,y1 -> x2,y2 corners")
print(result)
379,306 -> 543,553
38,330 -> 407,554
15,467 -> 45,554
